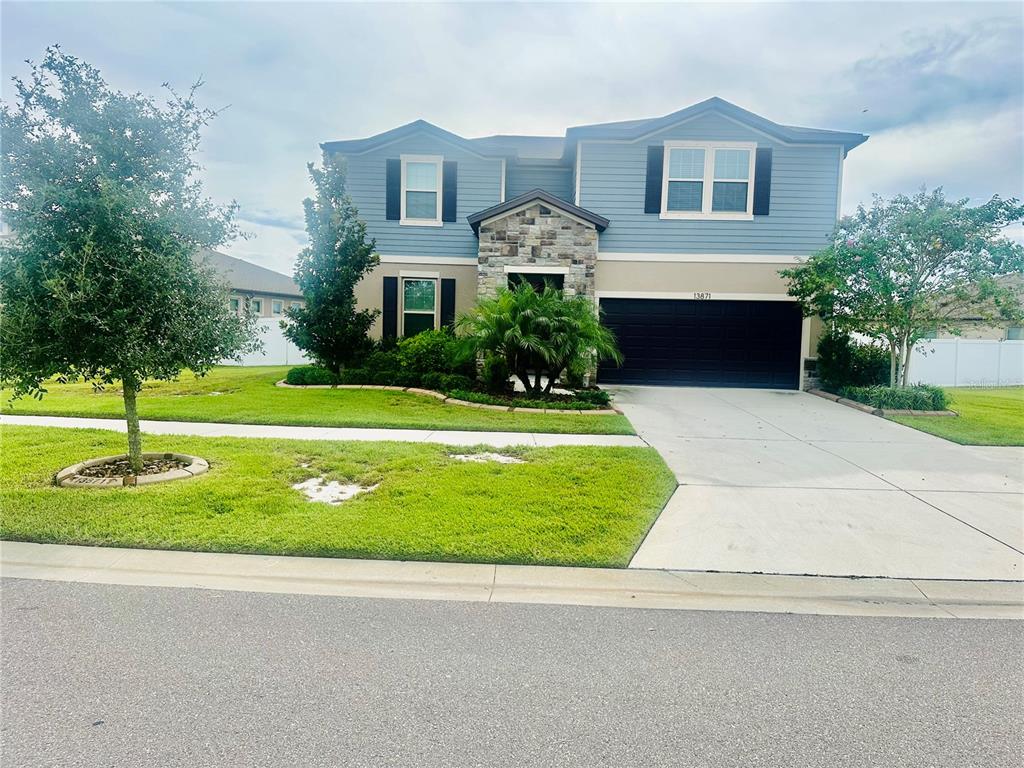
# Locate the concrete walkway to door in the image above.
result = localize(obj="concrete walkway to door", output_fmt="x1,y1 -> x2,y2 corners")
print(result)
612,386 -> 1024,580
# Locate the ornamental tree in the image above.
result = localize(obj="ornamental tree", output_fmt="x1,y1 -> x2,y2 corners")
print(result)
781,188 -> 1024,386
283,156 -> 380,373
0,47 -> 257,473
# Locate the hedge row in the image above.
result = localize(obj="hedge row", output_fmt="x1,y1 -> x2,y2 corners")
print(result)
839,385 -> 949,411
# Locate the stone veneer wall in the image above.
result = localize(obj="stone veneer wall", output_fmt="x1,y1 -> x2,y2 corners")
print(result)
477,203 -> 598,298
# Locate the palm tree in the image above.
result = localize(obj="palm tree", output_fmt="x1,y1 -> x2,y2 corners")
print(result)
457,283 -> 622,395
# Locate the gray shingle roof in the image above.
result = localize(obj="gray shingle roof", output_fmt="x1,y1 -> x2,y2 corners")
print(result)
467,189 -> 609,234
197,249 -> 302,298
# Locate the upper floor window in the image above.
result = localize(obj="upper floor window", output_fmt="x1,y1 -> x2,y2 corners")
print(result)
290,301 -> 302,310
229,297 -> 240,313
401,155 -> 443,227
272,300 -> 283,316
662,141 -> 756,220
249,298 -> 263,315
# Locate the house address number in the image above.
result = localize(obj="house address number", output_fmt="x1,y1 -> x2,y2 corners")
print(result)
693,292 -> 713,300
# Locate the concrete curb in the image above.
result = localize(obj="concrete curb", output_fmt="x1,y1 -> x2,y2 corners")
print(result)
275,380 -> 621,415
2,541 -> 1020,620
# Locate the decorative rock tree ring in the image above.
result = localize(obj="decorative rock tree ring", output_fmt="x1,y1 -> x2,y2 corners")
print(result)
55,453 -> 209,488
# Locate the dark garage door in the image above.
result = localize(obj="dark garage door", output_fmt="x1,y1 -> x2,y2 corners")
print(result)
598,298 -> 803,388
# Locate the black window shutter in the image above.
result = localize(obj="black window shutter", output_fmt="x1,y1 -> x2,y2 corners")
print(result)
644,145 -> 664,214
382,276 -> 398,339
442,161 -> 457,222
385,159 -> 401,220
753,148 -> 772,216
440,278 -> 456,328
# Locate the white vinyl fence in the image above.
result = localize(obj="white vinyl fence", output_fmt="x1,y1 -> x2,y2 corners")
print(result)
221,318 -> 311,367
907,338 -> 1024,387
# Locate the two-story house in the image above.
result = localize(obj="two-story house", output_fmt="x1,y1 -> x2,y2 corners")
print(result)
324,97 -> 867,389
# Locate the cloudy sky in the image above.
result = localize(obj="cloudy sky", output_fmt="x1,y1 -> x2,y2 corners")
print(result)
3,1 -> 1021,275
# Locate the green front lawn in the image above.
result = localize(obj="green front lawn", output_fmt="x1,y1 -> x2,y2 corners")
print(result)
889,387 -> 1024,446
0,425 -> 675,568
1,366 -> 633,435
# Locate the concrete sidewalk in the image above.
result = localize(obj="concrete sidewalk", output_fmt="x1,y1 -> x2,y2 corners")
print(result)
0,414 -> 646,448
2,541 -> 1021,620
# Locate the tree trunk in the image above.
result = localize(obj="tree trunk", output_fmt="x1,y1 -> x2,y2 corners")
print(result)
122,378 -> 143,474
900,334 -> 913,387
888,341 -> 898,388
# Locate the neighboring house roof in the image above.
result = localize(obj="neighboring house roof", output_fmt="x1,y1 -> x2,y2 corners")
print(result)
198,249 -> 302,299
321,97 -> 868,163
467,189 -> 610,234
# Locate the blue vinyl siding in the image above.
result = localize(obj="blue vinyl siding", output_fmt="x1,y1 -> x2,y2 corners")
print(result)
579,113 -> 843,256
505,162 -> 574,202
339,136 -> 502,258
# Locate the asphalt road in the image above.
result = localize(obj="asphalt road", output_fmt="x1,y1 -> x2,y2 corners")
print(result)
2,578 -> 1021,768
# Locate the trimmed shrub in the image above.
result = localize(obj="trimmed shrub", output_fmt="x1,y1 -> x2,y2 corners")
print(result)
396,330 -> 456,378
285,366 -> 338,386
817,330 -> 889,391
446,388 -> 610,411
572,388 -> 612,407
839,385 -> 949,411
420,372 -> 475,393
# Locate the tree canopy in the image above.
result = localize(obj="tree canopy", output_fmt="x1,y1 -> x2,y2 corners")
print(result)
283,155 -> 380,373
782,188 -> 1024,386
0,47 -> 257,471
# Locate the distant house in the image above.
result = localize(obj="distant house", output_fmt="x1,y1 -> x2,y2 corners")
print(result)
198,249 -> 304,318
923,274 -> 1023,341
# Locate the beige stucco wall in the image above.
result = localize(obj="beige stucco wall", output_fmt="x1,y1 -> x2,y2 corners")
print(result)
354,261 -> 478,338
594,260 -> 795,296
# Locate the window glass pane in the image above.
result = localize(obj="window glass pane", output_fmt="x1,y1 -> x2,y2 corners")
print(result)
403,279 -> 436,312
403,312 -> 434,337
405,161 -> 437,191
290,301 -> 302,309
251,299 -> 262,313
667,181 -> 703,211
230,298 -> 239,311
714,149 -> 750,180
405,190 -> 437,219
711,181 -> 748,212
508,273 -> 564,292
272,300 -> 283,314
668,148 -> 705,179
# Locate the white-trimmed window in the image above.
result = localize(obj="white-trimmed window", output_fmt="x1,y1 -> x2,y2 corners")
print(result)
271,300 -> 283,315
229,296 -> 241,313
401,155 -> 443,226
662,141 -> 756,219
402,277 -> 438,336
290,301 -> 302,310
249,298 -> 263,315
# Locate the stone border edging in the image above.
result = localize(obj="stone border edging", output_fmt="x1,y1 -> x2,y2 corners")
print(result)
2,541 -> 1019,620
55,453 -> 209,488
807,389 -> 957,418
275,380 -> 620,416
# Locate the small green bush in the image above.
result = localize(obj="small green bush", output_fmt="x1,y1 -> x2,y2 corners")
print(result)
817,330 -> 889,391
839,385 -> 949,411
420,372 -> 475,393
397,330 -> 456,378
481,354 -> 511,393
285,366 -> 338,386
572,388 -> 612,407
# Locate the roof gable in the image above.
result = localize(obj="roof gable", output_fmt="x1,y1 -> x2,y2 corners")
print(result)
467,189 -> 609,234
321,120 -> 504,158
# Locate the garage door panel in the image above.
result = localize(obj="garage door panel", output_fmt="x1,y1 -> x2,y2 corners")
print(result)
598,298 -> 802,388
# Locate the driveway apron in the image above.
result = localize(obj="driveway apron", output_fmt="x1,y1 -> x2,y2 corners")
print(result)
614,386 -> 1023,580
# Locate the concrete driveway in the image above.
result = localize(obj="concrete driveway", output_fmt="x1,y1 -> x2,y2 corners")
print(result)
613,386 -> 1024,580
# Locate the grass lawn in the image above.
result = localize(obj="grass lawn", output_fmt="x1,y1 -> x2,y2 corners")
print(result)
0,425 -> 676,568
0,366 -> 633,435
889,387 -> 1024,446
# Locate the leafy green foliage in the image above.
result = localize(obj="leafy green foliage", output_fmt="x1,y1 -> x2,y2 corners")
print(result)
457,283 -> 623,396
839,384 -> 949,411
783,188 -> 1024,386
284,155 -> 379,373
0,47 -> 256,470
815,329 -> 890,391
285,366 -> 338,386
446,389 -> 610,411
395,329 -> 473,380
